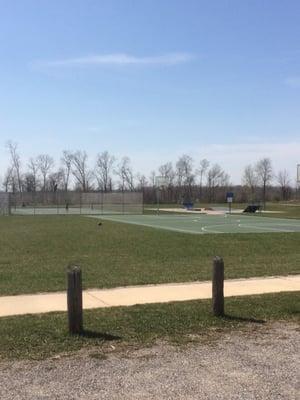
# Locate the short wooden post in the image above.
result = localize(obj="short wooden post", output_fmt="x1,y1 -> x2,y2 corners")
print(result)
67,266 -> 83,334
212,256 -> 224,316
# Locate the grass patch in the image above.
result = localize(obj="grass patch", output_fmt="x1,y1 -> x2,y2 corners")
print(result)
0,215 -> 299,295
0,292 -> 299,360
260,202 -> 300,219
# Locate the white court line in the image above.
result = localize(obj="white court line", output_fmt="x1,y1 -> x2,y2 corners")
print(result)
87,215 -> 205,235
239,224 -> 295,233
202,221 -> 298,234
201,226 -> 224,234
253,222 -> 300,228
87,215 -> 300,235
238,214 -> 300,223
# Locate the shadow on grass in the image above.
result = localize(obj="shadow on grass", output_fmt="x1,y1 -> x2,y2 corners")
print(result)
223,314 -> 266,324
79,330 -> 122,341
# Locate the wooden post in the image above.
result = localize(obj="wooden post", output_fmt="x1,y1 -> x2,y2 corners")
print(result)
212,256 -> 224,316
67,266 -> 83,334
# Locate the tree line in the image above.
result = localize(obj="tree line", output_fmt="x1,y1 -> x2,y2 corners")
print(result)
1,141 -> 296,204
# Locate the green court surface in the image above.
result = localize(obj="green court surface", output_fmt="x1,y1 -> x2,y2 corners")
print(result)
88,213 -> 300,234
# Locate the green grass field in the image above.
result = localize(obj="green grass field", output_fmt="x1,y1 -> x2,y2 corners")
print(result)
0,213 -> 299,295
0,292 -> 299,360
0,207 -> 299,361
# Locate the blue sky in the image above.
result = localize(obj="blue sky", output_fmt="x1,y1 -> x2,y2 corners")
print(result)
0,0 -> 300,183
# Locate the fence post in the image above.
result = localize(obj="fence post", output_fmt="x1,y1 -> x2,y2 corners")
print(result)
212,256 -> 224,316
67,266 -> 83,334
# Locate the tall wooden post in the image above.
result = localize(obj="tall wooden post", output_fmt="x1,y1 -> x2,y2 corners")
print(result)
212,256 -> 224,316
67,266 -> 83,334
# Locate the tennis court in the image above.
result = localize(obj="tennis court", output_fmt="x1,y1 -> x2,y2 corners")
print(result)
88,213 -> 300,234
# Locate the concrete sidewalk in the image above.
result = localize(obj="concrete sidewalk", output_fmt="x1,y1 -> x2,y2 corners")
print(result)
0,275 -> 299,318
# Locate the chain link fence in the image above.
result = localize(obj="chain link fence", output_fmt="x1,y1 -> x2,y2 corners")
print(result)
0,192 -> 10,215
9,191 -> 143,215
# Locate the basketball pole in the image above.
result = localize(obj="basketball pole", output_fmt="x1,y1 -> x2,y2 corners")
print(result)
296,164 -> 300,200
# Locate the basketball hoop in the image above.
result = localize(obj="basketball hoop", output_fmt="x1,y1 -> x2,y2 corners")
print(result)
155,176 -> 168,188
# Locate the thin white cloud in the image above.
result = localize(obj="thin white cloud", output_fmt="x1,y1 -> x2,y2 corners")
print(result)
33,53 -> 194,68
285,77 -> 300,88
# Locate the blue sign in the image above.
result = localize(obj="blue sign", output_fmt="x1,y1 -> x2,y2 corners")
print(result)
226,192 -> 234,199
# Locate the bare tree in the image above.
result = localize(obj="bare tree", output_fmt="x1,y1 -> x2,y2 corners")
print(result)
27,158 -> 39,192
115,157 -> 135,191
71,150 -> 92,192
48,170 -> 65,191
136,173 -> 148,190
37,154 -> 54,191
61,150 -> 73,191
242,164 -> 257,202
158,162 -> 175,202
196,158 -> 209,199
158,162 -> 175,186
2,167 -> 14,192
6,141 -> 22,192
175,154 -> 194,200
220,172 -> 230,187
95,151 -> 115,192
149,171 -> 156,188
24,173 -> 37,192
277,169 -> 291,200
206,164 -> 228,202
255,158 -> 273,209
144,170 -> 156,203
